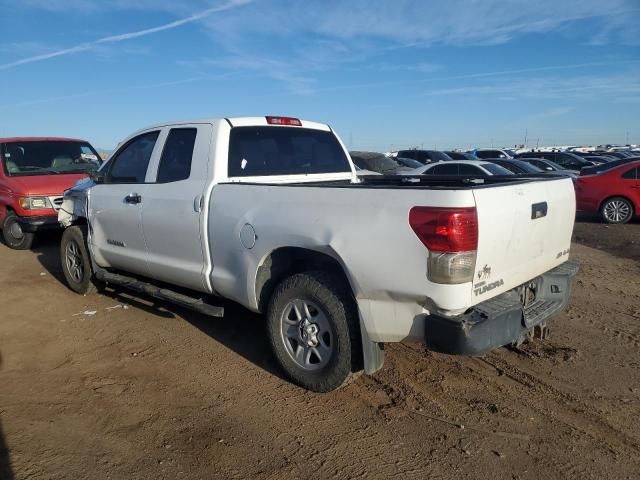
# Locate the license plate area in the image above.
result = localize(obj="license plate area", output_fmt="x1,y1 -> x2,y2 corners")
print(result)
519,279 -> 539,308
517,277 -> 544,328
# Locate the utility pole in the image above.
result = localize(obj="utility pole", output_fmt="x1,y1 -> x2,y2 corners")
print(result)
524,128 -> 528,147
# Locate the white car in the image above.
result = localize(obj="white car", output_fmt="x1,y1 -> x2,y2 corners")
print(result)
405,160 -> 514,176
471,148 -> 515,159
58,116 -> 577,392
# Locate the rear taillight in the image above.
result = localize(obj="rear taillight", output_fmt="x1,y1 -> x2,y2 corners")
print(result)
409,207 -> 478,284
266,116 -> 302,126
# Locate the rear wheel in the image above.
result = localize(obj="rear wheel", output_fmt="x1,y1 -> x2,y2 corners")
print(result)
60,226 -> 99,294
600,197 -> 633,224
1,211 -> 34,250
267,271 -> 361,392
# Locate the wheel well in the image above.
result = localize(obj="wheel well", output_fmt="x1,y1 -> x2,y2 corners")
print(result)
255,247 -> 353,314
599,195 -> 635,213
1,205 -> 14,222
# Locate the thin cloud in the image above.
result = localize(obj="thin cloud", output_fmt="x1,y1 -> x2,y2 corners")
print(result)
303,60 -> 640,95
0,0 -> 254,71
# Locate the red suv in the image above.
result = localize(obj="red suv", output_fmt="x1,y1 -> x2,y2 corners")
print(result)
0,137 -> 102,249
575,159 -> 640,224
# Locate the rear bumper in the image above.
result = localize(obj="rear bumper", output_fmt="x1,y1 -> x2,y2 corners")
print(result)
17,215 -> 60,233
425,261 -> 579,355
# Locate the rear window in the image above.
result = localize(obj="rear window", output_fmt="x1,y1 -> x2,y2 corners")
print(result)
349,152 -> 402,173
228,126 -> 351,177
444,151 -> 466,160
427,151 -> 453,162
395,157 -> 423,169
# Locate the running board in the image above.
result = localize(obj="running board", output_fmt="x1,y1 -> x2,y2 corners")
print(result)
95,270 -> 224,317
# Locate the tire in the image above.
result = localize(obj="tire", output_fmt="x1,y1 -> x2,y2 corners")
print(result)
60,226 -> 98,295
1,211 -> 34,250
600,197 -> 634,224
267,271 -> 361,392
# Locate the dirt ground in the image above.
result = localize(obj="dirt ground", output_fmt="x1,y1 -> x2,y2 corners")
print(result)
1,220 -> 639,480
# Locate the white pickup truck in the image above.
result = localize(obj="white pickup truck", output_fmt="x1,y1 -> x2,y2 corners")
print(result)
58,116 -> 578,392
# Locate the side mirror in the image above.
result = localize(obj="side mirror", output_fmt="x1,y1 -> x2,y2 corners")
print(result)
90,170 -> 106,184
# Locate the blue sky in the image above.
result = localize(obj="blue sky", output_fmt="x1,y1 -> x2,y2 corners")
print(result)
0,0 -> 638,151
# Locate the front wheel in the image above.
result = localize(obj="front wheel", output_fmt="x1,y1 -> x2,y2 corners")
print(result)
600,197 -> 633,224
1,212 -> 34,250
267,271 -> 361,392
60,226 -> 99,294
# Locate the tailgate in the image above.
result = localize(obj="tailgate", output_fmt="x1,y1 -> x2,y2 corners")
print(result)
471,177 -> 575,304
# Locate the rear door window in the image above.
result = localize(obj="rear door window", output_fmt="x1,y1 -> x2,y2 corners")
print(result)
622,167 -> 638,180
459,164 -> 485,175
228,127 -> 351,177
428,163 -> 459,175
156,128 -> 197,183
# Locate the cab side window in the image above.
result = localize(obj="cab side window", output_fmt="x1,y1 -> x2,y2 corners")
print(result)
157,128 -> 197,183
107,131 -> 160,184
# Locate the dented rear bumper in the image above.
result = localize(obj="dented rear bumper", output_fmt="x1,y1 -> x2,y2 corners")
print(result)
424,261 -> 579,355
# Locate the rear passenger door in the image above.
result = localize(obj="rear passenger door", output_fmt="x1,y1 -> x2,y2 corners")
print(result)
142,124 -> 213,292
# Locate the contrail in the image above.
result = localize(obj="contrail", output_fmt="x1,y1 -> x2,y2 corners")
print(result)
0,0 -> 254,71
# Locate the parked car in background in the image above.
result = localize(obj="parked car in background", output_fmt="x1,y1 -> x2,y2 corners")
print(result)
0,137 -> 101,249
406,160 -> 513,176
444,151 -> 478,160
394,149 -> 452,164
579,157 -> 640,177
481,158 -> 545,174
572,151 -> 616,160
575,159 -> 640,224
584,155 -> 615,164
394,157 -> 424,169
515,151 -> 593,171
605,151 -> 633,159
350,151 -> 412,174
518,158 -> 578,178
470,148 -> 514,159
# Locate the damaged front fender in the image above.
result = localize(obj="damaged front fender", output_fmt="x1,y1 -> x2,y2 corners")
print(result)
58,177 -> 95,227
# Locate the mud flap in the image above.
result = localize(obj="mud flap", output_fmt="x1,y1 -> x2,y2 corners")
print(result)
360,317 -> 384,374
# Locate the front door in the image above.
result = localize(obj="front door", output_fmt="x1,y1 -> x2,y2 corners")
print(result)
89,130 -> 161,276
142,124 -> 212,292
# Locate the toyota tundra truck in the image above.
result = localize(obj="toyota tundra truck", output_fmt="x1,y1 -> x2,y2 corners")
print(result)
58,116 -> 578,392
0,137 -> 102,249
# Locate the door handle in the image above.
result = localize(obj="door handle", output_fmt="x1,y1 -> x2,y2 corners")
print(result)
125,193 -> 142,204
194,194 -> 203,212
